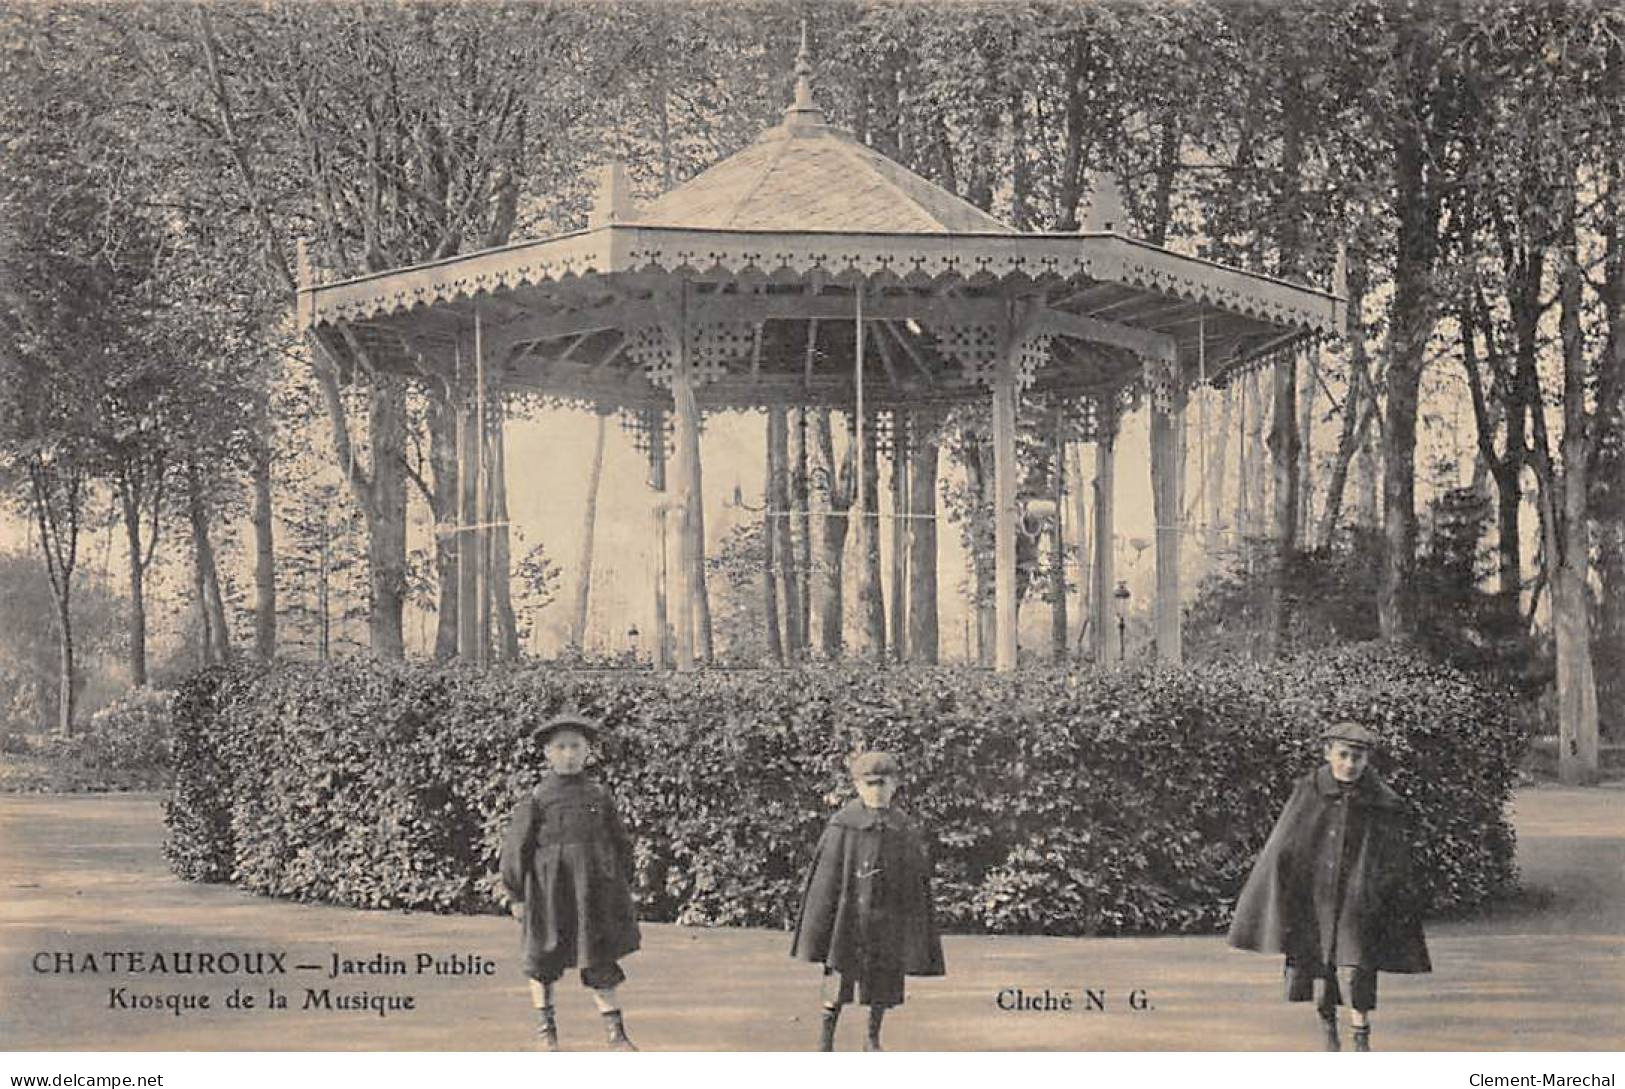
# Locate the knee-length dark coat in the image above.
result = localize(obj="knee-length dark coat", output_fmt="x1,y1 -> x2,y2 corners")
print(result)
499,773 -> 640,980
1227,764 -> 1430,997
790,800 -> 945,986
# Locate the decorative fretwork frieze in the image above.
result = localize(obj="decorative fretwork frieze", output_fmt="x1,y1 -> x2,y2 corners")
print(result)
928,322 -> 1053,390
626,320 -> 752,388
930,321 -> 1000,386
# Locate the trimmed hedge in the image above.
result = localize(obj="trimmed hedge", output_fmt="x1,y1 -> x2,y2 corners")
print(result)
164,646 -> 1528,935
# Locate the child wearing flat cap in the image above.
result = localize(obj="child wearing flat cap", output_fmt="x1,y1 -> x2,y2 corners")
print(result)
791,750 -> 945,1051
499,714 -> 641,1051
1227,721 -> 1431,1052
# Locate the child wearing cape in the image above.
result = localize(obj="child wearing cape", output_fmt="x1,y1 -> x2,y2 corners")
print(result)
1227,721 -> 1431,1051
791,751 -> 945,1051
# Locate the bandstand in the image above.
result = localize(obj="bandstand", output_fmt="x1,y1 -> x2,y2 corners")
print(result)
296,40 -> 1343,672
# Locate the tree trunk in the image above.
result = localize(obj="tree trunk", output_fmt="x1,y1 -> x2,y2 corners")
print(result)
1597,518 -> 1625,741
27,458 -> 81,735
1067,442 -> 1091,655
251,436 -> 277,660
1208,385 -> 1234,557
689,412 -> 714,665
367,375 -> 408,659
1380,355 -> 1424,641
1379,57 -> 1440,643
762,514 -> 783,664
857,414 -> 886,659
54,589 -> 74,736
769,405 -> 803,658
119,474 -> 149,688
1549,208 -> 1599,784
427,386 -> 461,659
488,408 -> 520,660
1319,258 -> 1371,544
965,434 -> 995,666
889,419 -> 909,661
763,412 -> 784,664
1049,418 -> 1068,662
812,409 -> 853,658
793,407 -> 812,643
1264,351 -> 1301,656
1595,143 -> 1625,740
186,462 -> 230,665
1245,371 -> 1269,539
572,410 -> 609,648
907,410 -> 940,664
1552,563 -> 1600,783
1298,347 -> 1318,545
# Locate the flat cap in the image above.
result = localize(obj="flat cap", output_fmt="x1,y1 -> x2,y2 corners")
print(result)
849,751 -> 902,779
1321,721 -> 1381,748
533,713 -> 600,746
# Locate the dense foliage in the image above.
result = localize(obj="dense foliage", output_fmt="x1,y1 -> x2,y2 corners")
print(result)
2,687 -> 175,792
166,650 -> 1527,934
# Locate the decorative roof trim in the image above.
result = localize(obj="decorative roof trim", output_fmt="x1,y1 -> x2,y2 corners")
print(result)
301,225 -> 1342,337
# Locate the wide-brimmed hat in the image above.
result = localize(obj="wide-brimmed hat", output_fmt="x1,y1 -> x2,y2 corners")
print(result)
532,713 -> 600,747
1321,721 -> 1380,749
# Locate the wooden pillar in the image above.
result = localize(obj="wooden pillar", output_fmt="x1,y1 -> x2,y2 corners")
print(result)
1090,418 -> 1116,664
646,408 -> 672,669
474,309 -> 490,665
1150,379 -> 1187,664
993,364 -> 1019,672
890,412 -> 908,662
671,368 -> 700,672
455,334 -> 481,661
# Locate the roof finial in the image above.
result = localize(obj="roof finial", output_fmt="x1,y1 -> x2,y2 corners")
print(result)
793,19 -> 814,109
783,17 -> 825,129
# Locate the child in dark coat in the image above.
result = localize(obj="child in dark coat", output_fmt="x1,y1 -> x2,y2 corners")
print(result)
499,714 -> 641,1051
791,751 -> 945,1052
1227,721 -> 1431,1051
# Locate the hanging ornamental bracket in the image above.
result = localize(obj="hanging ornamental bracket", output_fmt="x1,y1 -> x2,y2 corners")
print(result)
1142,357 -> 1182,414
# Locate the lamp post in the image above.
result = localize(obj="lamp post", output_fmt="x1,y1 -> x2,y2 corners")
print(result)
1113,580 -> 1131,661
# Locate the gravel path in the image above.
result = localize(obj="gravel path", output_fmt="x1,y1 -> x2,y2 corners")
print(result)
1,784 -> 1619,1051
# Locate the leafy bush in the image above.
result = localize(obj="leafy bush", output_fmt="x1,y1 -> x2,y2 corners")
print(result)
2,687 -> 178,792
165,647 -> 1528,933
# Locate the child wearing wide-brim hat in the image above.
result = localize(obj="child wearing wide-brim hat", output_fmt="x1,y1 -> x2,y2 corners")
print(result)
499,713 -> 641,1051
1227,721 -> 1431,1051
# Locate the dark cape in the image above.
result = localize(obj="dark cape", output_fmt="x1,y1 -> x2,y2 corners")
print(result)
790,800 -> 945,980
1227,765 -> 1431,994
499,773 -> 641,979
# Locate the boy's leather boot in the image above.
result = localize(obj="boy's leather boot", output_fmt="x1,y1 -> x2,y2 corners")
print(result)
533,1006 -> 559,1052
603,1009 -> 638,1051
1318,1009 -> 1341,1052
817,1005 -> 841,1052
1352,1025 -> 1372,1052
863,1005 -> 886,1052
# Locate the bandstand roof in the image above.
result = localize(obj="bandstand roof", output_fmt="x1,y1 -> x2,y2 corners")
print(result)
297,57 -> 1343,427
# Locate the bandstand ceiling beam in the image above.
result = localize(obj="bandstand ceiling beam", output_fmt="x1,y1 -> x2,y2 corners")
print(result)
869,321 -> 904,387
1040,310 -> 1177,364
588,335 -> 629,377
880,321 -> 936,385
